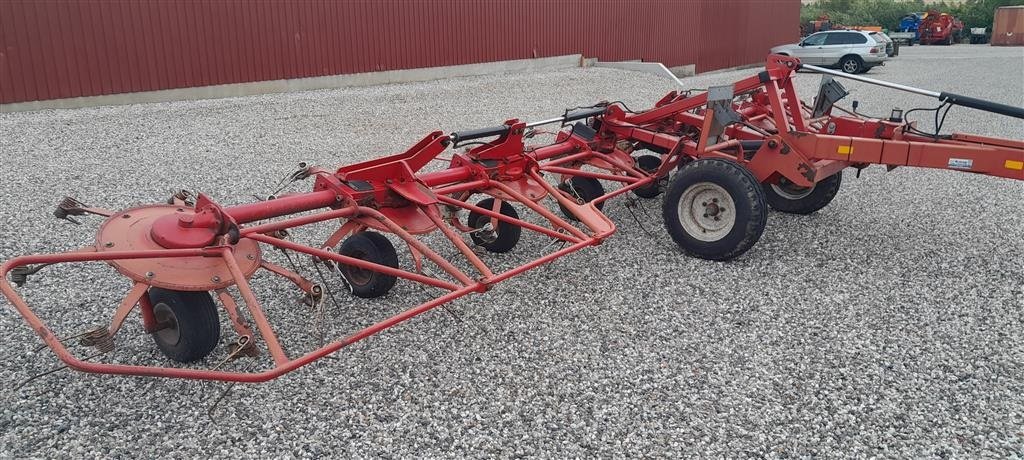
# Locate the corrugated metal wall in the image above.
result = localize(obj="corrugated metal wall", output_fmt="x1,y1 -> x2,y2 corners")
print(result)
0,0 -> 800,104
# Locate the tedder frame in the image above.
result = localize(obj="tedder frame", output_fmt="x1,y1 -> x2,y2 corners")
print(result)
2,55 -> 1022,384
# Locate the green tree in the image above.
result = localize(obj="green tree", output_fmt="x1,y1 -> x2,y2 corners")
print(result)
800,0 -> 1023,31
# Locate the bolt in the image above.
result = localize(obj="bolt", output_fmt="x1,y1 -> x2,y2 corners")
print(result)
104,242 -> 114,248
703,213 -> 708,218
714,216 -> 721,221
246,254 -> 255,260
122,214 -> 131,219
768,140 -> 778,149
145,271 -> 154,278
701,202 -> 707,206
212,276 -> 221,283
712,198 -> 718,203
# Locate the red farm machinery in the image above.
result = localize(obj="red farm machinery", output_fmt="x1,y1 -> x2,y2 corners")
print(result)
918,11 -> 965,45
3,55 -> 1023,385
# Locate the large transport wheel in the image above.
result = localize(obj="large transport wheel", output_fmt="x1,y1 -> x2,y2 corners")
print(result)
338,231 -> 399,298
763,172 -> 843,215
557,176 -> 605,221
632,155 -> 663,199
148,288 -> 220,363
468,198 -> 522,253
662,159 -> 768,261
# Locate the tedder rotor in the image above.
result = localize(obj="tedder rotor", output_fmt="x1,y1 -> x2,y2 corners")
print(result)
3,55 -> 1022,384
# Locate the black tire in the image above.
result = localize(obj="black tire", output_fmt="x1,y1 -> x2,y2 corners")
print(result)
338,231 -> 399,298
662,158 -> 768,261
557,176 -> 605,221
148,288 -> 220,363
839,55 -> 863,74
763,172 -> 843,215
468,198 -> 522,253
633,155 -> 663,199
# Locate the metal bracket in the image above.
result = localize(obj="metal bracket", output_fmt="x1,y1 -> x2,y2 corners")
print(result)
706,84 -> 742,141
811,75 -> 849,118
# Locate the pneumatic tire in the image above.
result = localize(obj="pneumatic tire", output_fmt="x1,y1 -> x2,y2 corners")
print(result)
662,158 -> 768,261
468,198 -> 522,253
149,288 -> 221,363
338,231 -> 400,298
763,172 -> 843,215
557,176 -> 605,221
632,155 -> 663,199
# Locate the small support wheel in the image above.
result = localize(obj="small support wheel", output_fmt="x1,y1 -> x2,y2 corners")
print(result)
763,172 -> 842,215
662,158 -> 768,261
632,155 -> 663,198
148,288 -> 220,363
338,231 -> 399,298
468,198 -> 522,253
557,176 -> 605,221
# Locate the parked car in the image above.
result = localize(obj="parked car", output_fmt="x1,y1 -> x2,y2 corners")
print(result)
771,30 -> 889,74
868,31 -> 897,57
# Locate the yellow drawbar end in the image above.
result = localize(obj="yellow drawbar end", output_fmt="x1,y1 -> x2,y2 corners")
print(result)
1005,160 -> 1024,171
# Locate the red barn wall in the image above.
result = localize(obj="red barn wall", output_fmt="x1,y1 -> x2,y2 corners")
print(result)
0,0 -> 800,104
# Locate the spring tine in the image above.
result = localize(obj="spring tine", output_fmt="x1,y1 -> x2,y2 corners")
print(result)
11,351 -> 104,394
32,328 -> 94,352
210,335 -> 253,372
417,268 -> 488,335
206,360 -> 255,421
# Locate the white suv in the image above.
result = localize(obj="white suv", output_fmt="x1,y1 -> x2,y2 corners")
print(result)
771,30 -> 889,74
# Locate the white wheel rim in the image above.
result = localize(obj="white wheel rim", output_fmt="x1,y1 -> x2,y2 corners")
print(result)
677,182 -> 736,242
843,60 -> 858,73
770,179 -> 815,200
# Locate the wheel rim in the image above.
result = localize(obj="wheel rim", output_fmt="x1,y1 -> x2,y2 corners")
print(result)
561,183 -> 584,204
677,182 -> 736,242
343,250 -> 373,286
842,60 -> 858,73
770,178 -> 815,200
472,215 -> 498,244
152,303 -> 181,346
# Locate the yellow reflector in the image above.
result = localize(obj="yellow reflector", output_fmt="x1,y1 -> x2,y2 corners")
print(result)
1006,160 -> 1024,170
837,145 -> 852,155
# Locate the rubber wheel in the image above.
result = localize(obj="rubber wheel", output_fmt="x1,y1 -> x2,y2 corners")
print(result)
557,176 -> 605,221
148,288 -> 220,363
839,56 -> 863,74
338,232 -> 399,298
763,172 -> 842,215
633,155 -> 663,199
468,198 -> 522,253
662,158 -> 768,261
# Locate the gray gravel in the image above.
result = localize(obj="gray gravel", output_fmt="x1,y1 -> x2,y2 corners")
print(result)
1,45 -> 1023,458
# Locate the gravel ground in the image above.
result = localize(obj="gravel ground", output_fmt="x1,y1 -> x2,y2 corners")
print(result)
1,45 -> 1022,458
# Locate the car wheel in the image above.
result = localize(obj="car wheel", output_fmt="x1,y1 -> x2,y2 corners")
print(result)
840,56 -> 863,74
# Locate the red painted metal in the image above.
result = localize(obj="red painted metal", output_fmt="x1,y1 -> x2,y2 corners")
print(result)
0,0 -> 800,104
992,6 -> 1024,46
918,10 -> 964,45
4,55 -> 1020,384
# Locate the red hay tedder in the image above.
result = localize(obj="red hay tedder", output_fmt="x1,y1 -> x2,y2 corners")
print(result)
3,55 -> 1022,384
